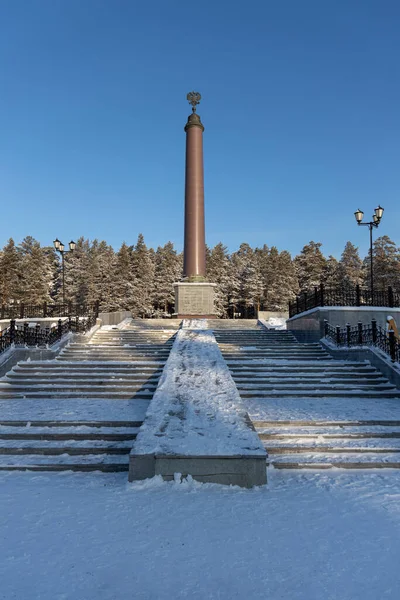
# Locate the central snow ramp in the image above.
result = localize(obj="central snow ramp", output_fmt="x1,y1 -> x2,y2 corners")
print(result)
129,323 -> 267,487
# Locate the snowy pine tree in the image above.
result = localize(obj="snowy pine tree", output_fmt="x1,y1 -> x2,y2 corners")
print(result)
0,238 -> 23,304
338,241 -> 364,289
131,234 -> 155,317
368,235 -> 400,291
294,241 -> 327,291
153,242 -> 181,314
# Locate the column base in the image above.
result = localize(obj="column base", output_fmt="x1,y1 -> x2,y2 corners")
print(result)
174,282 -> 217,318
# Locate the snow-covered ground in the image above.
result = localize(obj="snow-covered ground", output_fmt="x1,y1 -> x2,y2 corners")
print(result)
1,470 -> 400,599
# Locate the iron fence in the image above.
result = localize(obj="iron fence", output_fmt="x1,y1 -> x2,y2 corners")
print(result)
0,312 -> 98,356
323,318 -> 400,363
0,301 -> 100,320
289,284 -> 400,318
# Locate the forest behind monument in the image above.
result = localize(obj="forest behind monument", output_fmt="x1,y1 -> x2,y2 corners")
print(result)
0,233 -> 399,317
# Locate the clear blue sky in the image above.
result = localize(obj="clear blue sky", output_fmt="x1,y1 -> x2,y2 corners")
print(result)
1,0 -> 399,260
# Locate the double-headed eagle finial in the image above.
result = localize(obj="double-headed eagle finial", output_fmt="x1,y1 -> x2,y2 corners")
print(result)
187,91 -> 201,113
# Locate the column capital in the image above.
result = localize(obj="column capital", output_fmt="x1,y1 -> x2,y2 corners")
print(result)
184,112 -> 204,132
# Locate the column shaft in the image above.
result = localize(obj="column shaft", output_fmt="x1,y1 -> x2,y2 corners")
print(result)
183,125 -> 206,278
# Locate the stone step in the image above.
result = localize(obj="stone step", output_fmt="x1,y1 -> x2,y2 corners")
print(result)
0,432 -> 136,440
227,361 -> 365,368
0,391 -> 154,399
0,420 -> 143,428
15,364 -> 162,372
253,420 -> 400,427
0,446 -> 131,456
0,454 -> 129,471
20,360 -> 164,367
5,377 -> 160,385
268,453 -> 400,469
240,390 -> 400,398
233,374 -> 385,381
267,446 -> 400,454
237,382 -> 395,391
259,432 -> 400,439
56,356 -> 166,363
0,383 -> 157,392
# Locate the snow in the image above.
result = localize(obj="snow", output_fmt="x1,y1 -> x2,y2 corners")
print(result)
247,396 -> 400,422
1,470 -> 400,599
182,318 -> 208,329
0,399 -> 149,422
259,317 -> 287,330
133,328 -> 266,456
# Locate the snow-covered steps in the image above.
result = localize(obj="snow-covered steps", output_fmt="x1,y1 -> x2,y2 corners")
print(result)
0,421 -> 139,471
214,326 -> 400,470
254,420 -> 400,469
0,320 -> 178,472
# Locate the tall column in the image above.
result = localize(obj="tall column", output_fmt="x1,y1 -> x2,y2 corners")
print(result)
174,92 -> 216,318
183,92 -> 205,279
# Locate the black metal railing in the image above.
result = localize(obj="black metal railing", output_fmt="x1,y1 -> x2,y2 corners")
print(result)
0,312 -> 98,356
289,284 -> 400,318
323,318 -> 400,363
0,301 -> 100,320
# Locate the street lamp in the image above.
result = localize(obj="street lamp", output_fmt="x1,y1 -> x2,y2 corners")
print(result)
53,239 -> 76,305
354,205 -> 384,298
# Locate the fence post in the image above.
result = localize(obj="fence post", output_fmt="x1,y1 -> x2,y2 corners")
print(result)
35,323 -> 40,346
57,319 -> 62,340
320,283 -> 324,307
23,322 -> 28,345
336,325 -> 341,346
389,330 -> 396,362
314,286 -> 318,308
19,303 -> 24,319
75,316 -> 79,332
10,319 -> 15,344
296,296 -> 300,315
346,323 -> 351,347
95,300 -> 100,318
68,301 -> 72,316
324,319 -> 328,337
68,316 -> 72,332
356,284 -> 361,307
371,319 -> 377,344
357,322 -> 363,345
388,286 -> 394,308
304,291 -> 308,312
43,302 -> 47,318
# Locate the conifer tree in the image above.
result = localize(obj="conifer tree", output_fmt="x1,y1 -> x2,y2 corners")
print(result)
18,237 -> 55,304
0,238 -> 23,304
294,241 -> 327,291
131,233 -> 155,317
338,241 -> 363,289
369,235 -> 400,291
153,242 -> 181,314
62,238 -> 91,305
206,242 -> 234,317
322,255 -> 341,288
111,242 -> 136,311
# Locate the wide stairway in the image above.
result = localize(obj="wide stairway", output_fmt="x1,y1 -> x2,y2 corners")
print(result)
214,323 -> 400,470
0,319 -> 179,472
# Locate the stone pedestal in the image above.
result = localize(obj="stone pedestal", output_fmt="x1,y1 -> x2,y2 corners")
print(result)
174,282 -> 217,318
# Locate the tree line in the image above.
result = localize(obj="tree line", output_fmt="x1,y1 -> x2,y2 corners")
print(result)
0,234 -> 399,317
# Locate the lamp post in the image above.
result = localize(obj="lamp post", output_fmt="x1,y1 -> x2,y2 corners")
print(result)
354,205 -> 384,298
53,239 -> 76,306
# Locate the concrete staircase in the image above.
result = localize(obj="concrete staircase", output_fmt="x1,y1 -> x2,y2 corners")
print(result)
214,323 -> 400,470
0,319 -> 178,471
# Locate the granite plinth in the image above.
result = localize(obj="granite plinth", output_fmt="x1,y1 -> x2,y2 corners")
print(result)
174,282 -> 216,317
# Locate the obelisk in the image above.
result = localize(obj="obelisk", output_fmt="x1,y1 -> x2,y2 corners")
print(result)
183,91 -> 206,279
174,92 -> 216,317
